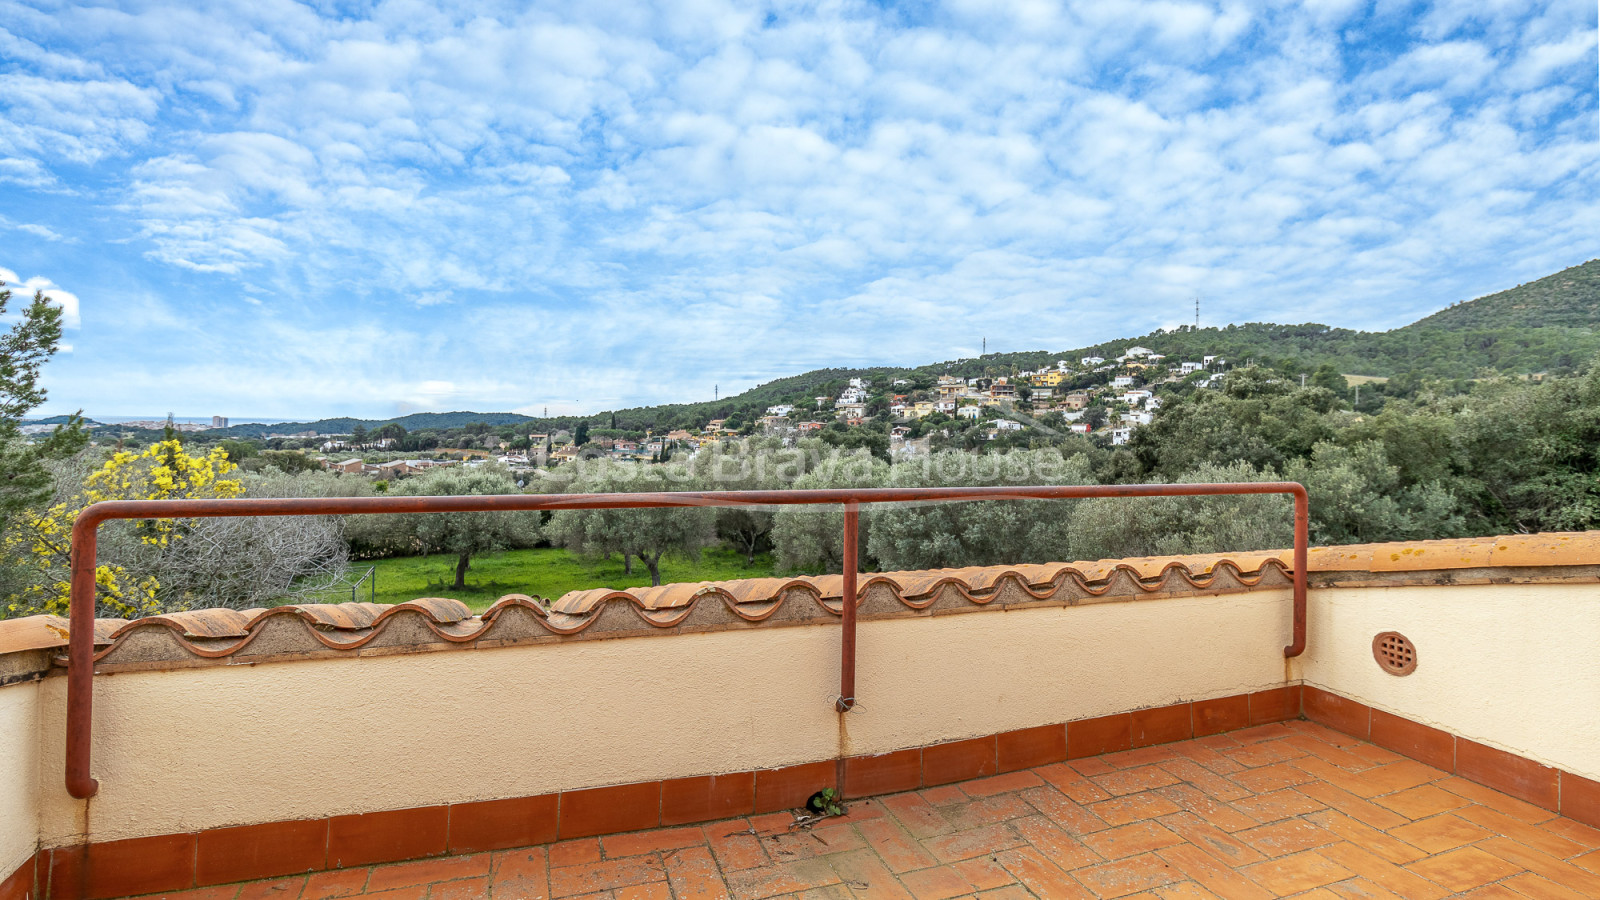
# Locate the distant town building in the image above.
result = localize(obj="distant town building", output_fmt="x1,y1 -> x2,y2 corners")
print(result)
212,416 -> 229,428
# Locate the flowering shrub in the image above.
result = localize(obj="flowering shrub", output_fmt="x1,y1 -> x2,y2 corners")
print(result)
4,441 -> 243,619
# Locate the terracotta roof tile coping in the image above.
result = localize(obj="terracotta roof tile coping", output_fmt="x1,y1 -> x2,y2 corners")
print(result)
3,532 -> 1596,667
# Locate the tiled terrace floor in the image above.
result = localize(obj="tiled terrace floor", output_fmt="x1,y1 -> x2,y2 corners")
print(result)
130,720 -> 1600,900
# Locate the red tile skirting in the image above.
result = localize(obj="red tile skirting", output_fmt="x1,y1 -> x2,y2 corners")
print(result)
37,684 -> 1600,900
843,748 -> 922,798
996,724 -> 1066,772
327,805 -> 449,869
1192,695 -> 1249,736
47,833 -> 195,900
559,782 -> 661,840
1067,713 -> 1131,758
196,818 -> 327,885
449,794 -> 559,853
1299,684 -> 1596,827
661,772 -> 755,826
922,737 -> 997,786
1,853 -> 37,900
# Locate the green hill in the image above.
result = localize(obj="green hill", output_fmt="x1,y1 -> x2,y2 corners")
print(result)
214,258 -> 1600,438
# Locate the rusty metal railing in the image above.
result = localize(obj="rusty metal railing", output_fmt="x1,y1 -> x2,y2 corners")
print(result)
65,482 -> 1310,799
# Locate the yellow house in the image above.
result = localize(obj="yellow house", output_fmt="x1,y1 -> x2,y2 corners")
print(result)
1031,371 -> 1067,386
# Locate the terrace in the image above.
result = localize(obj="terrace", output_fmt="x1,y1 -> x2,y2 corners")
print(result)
2,490 -> 1599,900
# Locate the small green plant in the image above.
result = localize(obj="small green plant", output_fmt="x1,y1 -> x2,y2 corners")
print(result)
805,787 -> 845,817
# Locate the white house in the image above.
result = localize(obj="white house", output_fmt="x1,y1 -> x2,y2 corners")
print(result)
1081,356 -> 1105,366
765,404 -> 795,417
1111,426 -> 1133,445
1203,356 -> 1219,366
957,406 -> 982,420
1069,423 -> 1091,435
1123,346 -> 1154,358
1121,389 -> 1154,405
1179,362 -> 1203,375
1121,411 -> 1153,426
1112,376 -> 1136,388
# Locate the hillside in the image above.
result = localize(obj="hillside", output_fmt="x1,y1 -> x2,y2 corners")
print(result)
205,258 -> 1600,438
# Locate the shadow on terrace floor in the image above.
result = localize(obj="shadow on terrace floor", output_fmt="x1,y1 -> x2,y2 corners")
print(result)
120,720 -> 1600,900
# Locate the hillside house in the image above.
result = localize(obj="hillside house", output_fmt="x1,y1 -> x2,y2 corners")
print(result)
1081,356 -> 1104,365
1179,362 -> 1203,374
1063,392 -> 1089,410
957,406 -> 982,420
1069,422 -> 1091,434
1111,426 -> 1133,445
332,458 -> 364,474
765,404 -> 795,417
1121,389 -> 1154,405
797,421 -> 824,433
1112,376 -> 1136,388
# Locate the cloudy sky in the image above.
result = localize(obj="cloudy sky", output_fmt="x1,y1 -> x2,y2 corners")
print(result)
3,0 -> 1596,421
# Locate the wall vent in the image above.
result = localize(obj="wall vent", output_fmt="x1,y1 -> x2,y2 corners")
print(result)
1372,631 -> 1418,676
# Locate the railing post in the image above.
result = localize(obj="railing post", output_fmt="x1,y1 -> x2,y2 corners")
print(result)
67,515 -> 101,799
1285,486 -> 1309,658
837,501 -> 859,712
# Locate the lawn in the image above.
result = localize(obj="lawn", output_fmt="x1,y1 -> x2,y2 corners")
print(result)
355,546 -> 779,611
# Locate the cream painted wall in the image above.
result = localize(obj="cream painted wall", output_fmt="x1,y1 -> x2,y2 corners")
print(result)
848,590 -> 1294,756
34,590 -> 1296,848
0,681 -> 40,880
1297,582 -> 1600,780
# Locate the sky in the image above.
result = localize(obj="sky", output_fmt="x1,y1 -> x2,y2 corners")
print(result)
2,0 -> 1597,421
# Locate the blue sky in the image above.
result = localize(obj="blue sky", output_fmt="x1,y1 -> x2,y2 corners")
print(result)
2,0 -> 1596,421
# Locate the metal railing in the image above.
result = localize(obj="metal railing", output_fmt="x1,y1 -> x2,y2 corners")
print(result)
64,482 -> 1310,799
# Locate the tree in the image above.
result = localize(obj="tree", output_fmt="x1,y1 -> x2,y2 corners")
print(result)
692,441 -> 783,564
396,466 -> 531,589
0,278 -> 86,537
770,450 -> 887,573
7,440 -> 245,618
543,464 -> 716,586
574,421 -> 590,446
350,424 -> 368,445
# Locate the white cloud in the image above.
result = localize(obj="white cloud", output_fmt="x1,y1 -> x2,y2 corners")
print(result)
1,0 -> 1595,418
0,266 -> 80,329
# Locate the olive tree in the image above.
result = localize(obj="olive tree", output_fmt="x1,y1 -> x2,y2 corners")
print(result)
397,465 -> 534,589
541,462 -> 715,586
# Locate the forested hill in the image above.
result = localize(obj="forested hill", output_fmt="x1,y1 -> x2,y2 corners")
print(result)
207,258 -> 1599,437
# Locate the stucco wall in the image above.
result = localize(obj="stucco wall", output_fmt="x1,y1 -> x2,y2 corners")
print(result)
34,589 -> 1294,848
0,680 -> 40,881
1296,582 -> 1600,780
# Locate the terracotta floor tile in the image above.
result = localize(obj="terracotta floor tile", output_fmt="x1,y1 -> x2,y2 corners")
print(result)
548,858 -> 669,899
1153,813 -> 1263,868
961,771 -> 1045,799
1575,848 -> 1600,875
429,877 -> 489,900
603,826 -> 705,859
235,878 -> 303,900
1403,846 -> 1522,893
1019,785 -> 1111,836
917,785 -> 969,807
1501,872 -> 1591,900
1081,821 -> 1184,861
975,886 -> 1035,900
1302,811 -> 1426,865
1151,883 -> 1227,900
1316,841 -> 1447,900
1010,814 -> 1102,871
1156,760 -> 1250,803
1103,746 -> 1183,770
1154,843 -> 1274,900
1385,813 -> 1491,855
1073,853 -> 1182,899
825,848 -> 914,900
950,857 -> 1015,891
360,888 -> 426,900
1542,817 -> 1600,852
1240,850 -> 1354,895
1218,741 -> 1303,769
301,869 -> 371,900
663,846 -> 730,900
550,840 -> 604,868
880,794 -> 956,840
1036,762 -> 1116,805
613,883 -> 671,900
1475,835 -> 1600,895
1093,766 -> 1183,798
765,824 -> 865,862
1234,820 -> 1338,858
992,846 -> 1096,899
897,866 -> 970,900
921,823 -> 1024,864
1293,780 -> 1408,830
1453,805 -> 1589,860
1229,789 -> 1324,824
1324,878 -> 1406,900
366,855 -> 489,892
1436,777 -> 1559,824
941,795 -> 1035,831
1153,785 -> 1258,833
1228,763 -> 1316,796
1348,759 -> 1449,797
491,847 -> 550,899
1070,758 -> 1120,777
723,859 -> 841,900
1455,885 -> 1528,899
1092,792 -> 1183,827
1372,784 -> 1469,820
856,818 -> 939,874
705,821 -> 771,873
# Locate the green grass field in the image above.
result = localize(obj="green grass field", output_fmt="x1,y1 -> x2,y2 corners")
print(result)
353,547 -> 778,611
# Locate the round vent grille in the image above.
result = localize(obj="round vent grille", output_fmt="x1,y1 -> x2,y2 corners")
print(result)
1372,632 -> 1417,676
